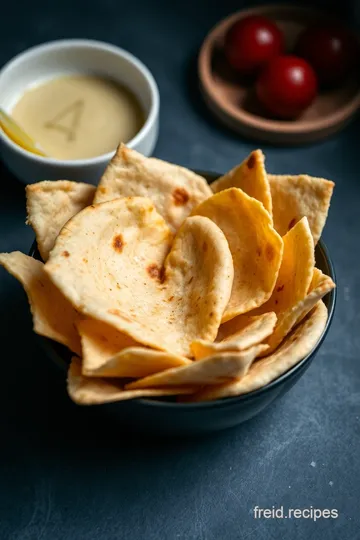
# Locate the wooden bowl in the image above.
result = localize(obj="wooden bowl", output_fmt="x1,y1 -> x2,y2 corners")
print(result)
198,5 -> 360,144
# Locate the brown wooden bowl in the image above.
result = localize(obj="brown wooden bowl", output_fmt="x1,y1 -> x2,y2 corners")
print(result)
198,4 -> 360,144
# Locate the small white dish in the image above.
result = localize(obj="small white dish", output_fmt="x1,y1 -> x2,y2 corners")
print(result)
0,39 -> 160,184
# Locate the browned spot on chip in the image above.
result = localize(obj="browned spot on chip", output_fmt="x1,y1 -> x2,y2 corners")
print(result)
173,187 -> 190,206
83,258 -> 88,263
168,296 -> 174,302
265,244 -> 275,262
188,276 -> 194,285
38,280 -> 45,288
276,284 -> 285,292
203,241 -> 208,253
99,186 -> 107,194
108,309 -> 133,323
257,247 -> 262,257
108,308 -> 121,316
247,154 -> 256,169
288,218 -> 297,230
90,205 -> 96,210
112,234 -> 125,253
209,312 -> 214,317
147,264 -> 165,283
62,251 -> 70,258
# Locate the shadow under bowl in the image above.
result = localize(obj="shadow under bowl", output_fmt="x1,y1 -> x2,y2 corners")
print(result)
31,171 -> 336,436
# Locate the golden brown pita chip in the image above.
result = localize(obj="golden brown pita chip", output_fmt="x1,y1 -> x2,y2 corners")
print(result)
210,150 -> 272,215
268,174 -> 334,244
252,217 -> 314,316
308,267 -> 323,292
125,344 -> 267,390
45,197 -> 233,356
264,269 -> 335,355
191,312 -> 276,360
93,144 -> 212,232
0,252 -> 80,354
26,180 -> 95,261
68,358 -> 195,404
186,301 -> 328,402
192,188 -> 283,321
78,319 -> 191,377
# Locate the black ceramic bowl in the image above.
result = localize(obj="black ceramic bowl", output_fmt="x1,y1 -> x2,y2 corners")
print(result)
32,172 -> 336,436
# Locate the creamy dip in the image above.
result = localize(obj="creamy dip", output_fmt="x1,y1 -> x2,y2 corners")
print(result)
11,75 -> 144,160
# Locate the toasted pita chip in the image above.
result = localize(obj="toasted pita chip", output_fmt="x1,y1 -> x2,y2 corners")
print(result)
210,150 -> 272,215
125,344 -> 267,390
264,269 -> 335,355
308,267 -> 323,292
185,301 -> 328,401
78,319 -> 191,377
252,217 -> 314,316
191,312 -> 276,360
68,358 -> 195,404
0,252 -> 80,354
268,174 -> 334,245
192,188 -> 283,321
45,198 -> 233,356
93,144 -> 212,232
26,180 -> 95,261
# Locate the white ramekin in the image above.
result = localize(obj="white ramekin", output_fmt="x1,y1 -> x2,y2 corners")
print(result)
0,39 -> 160,184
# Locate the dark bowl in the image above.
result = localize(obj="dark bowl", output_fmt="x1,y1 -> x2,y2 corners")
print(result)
32,171 -> 336,436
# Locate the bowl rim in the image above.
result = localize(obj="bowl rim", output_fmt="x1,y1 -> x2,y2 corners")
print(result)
30,168 -> 337,409
198,4 -> 360,136
0,39 -> 160,166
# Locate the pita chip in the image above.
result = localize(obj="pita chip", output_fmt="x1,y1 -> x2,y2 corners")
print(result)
265,268 -> 335,355
191,312 -> 276,360
186,301 -> 328,402
268,174 -> 334,244
45,198 -> 233,356
26,180 -> 95,260
193,188 -> 283,321
0,252 -> 80,354
94,144 -> 212,231
210,150 -> 272,215
67,358 -> 195,405
78,319 -> 191,377
125,344 -> 267,390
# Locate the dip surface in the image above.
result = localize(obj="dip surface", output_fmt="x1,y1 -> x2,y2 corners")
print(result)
11,75 -> 144,160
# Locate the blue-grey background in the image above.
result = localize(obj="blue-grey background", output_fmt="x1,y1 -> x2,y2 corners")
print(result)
1,1 -> 359,539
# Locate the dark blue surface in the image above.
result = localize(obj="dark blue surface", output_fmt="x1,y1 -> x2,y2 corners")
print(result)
1,1 -> 359,539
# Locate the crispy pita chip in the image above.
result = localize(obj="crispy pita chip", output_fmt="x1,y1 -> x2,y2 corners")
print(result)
26,180 -> 95,261
0,252 -> 80,354
45,198 -> 233,356
185,301 -> 328,402
264,268 -> 335,355
68,358 -> 195,404
308,267 -> 323,292
268,174 -> 334,245
93,144 -> 212,232
78,319 -> 191,377
192,188 -> 283,321
125,344 -> 267,390
210,150 -> 272,215
252,217 -> 314,316
191,312 -> 276,360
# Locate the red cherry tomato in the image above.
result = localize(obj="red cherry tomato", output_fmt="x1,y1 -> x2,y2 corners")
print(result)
295,25 -> 358,86
256,56 -> 318,119
224,15 -> 284,75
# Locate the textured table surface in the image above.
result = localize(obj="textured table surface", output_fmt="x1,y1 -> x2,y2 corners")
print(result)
1,1 -> 359,539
